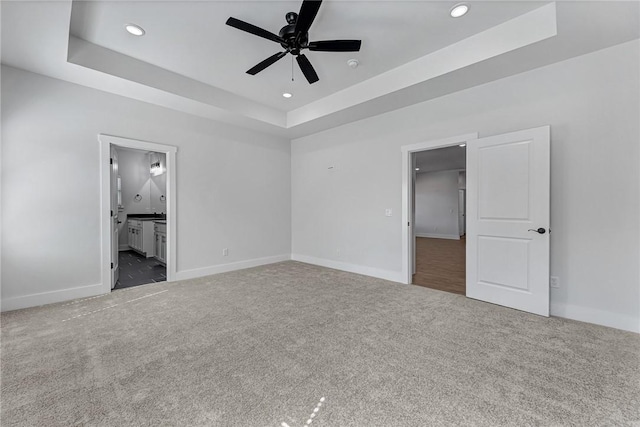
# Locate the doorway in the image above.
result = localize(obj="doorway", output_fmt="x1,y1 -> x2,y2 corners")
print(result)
99,135 -> 177,295
401,133 -> 477,286
113,146 -> 168,290
411,145 -> 467,295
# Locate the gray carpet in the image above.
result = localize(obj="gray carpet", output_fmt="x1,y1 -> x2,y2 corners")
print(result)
1,261 -> 639,426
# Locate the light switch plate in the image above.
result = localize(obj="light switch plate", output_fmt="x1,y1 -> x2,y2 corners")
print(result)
385,209 -> 392,217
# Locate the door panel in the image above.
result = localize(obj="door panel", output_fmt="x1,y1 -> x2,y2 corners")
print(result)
466,126 -> 550,316
478,141 -> 531,220
477,236 -> 530,291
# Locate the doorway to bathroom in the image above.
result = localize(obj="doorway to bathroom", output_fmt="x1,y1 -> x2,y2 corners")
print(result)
100,134 -> 177,294
113,146 -> 167,289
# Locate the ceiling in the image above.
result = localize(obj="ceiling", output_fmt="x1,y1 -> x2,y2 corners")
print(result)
415,146 -> 465,173
2,1 -> 639,138
69,1 -> 545,111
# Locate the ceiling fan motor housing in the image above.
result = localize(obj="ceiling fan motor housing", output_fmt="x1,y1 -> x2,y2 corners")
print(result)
279,12 -> 307,55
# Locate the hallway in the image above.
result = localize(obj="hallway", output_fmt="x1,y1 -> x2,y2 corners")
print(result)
412,237 -> 466,295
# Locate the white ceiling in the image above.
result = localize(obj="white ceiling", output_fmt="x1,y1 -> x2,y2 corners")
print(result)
69,1 -> 545,111
2,1 -> 639,138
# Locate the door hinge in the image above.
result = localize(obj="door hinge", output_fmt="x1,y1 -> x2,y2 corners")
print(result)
111,210 -> 113,217
111,262 -> 114,269
408,222 -> 410,226
110,158 -> 113,164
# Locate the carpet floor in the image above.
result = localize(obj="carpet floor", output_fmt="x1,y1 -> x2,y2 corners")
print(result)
1,261 -> 639,426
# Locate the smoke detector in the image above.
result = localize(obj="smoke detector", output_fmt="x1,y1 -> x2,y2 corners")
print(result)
347,59 -> 359,69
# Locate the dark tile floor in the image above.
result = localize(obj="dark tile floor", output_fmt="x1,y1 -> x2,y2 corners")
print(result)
114,251 -> 166,290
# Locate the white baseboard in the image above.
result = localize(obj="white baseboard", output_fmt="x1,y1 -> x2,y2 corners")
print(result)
291,254 -> 404,283
175,254 -> 291,281
1,283 -> 105,312
415,233 -> 460,240
119,244 -> 130,251
551,301 -> 639,333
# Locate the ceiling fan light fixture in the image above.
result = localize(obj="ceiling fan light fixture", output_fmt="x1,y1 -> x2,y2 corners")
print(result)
125,24 -> 145,36
282,92 -> 293,98
450,3 -> 469,18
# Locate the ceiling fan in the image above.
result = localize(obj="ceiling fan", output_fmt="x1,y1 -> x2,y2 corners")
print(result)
226,0 -> 362,84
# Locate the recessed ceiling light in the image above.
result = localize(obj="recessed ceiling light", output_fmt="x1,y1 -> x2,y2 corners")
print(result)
415,168 -> 420,171
459,143 -> 467,147
450,3 -> 469,18
282,93 -> 293,98
125,24 -> 145,36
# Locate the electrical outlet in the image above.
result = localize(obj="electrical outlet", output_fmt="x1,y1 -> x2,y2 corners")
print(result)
385,208 -> 392,217
223,248 -> 228,256
550,276 -> 560,289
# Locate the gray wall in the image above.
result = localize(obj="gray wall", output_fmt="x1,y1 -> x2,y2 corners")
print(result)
1,65 -> 291,308
291,40 -> 640,332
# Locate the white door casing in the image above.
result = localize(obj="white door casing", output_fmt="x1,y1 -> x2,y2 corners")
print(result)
110,145 -> 119,289
99,134 -> 178,294
466,126 -> 551,316
412,154 -> 417,275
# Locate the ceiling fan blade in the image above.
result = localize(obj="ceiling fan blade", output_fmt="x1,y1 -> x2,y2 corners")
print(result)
296,54 -> 319,84
295,0 -> 322,36
226,17 -> 285,44
246,52 -> 288,75
308,40 -> 362,52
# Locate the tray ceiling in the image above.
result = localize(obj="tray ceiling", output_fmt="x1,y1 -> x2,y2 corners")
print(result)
2,1 -> 638,137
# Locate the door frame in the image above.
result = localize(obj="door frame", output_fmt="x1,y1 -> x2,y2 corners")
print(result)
99,134 -> 178,294
400,133 -> 477,285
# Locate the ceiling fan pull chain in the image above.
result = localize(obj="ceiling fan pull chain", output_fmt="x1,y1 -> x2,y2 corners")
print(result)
291,55 -> 294,82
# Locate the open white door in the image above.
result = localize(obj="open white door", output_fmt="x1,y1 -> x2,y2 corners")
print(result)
110,145 -> 119,289
466,126 -> 550,316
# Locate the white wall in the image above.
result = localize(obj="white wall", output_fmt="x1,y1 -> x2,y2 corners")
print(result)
149,153 -> 167,214
116,149 -> 151,216
292,40 -> 640,332
1,65 -> 291,309
414,170 -> 460,239
458,172 -> 466,190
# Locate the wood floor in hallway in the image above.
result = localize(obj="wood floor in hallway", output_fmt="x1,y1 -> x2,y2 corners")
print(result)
412,236 -> 466,295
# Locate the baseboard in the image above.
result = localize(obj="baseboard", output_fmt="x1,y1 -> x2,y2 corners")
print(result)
291,254 -> 403,283
415,233 -> 460,240
1,283 -> 105,312
118,244 -> 130,251
175,254 -> 291,281
551,301 -> 639,333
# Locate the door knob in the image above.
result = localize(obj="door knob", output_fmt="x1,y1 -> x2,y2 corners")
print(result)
528,228 -> 546,234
